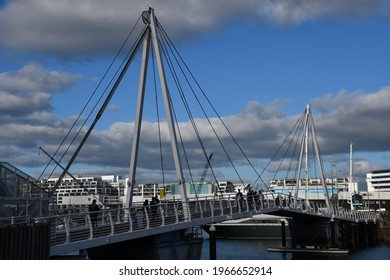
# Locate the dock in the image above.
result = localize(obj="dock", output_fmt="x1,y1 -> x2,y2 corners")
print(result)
267,247 -> 349,255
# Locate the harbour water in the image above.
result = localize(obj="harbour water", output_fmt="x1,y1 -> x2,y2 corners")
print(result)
201,239 -> 390,260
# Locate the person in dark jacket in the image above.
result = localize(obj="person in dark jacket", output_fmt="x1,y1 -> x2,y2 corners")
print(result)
89,199 -> 100,229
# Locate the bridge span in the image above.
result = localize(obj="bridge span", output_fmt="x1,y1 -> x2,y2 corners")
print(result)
0,8 -> 381,260
46,194 -> 255,257
25,193 -> 377,257
1,191 -> 379,259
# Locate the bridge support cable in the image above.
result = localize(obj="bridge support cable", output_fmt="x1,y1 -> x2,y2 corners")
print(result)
260,105 -> 332,209
145,19 -> 221,192
150,44 -> 167,192
156,20 -> 254,188
149,9 -> 190,218
254,111 -> 305,196
125,8 -> 191,221
295,105 -> 310,202
292,105 -> 331,210
38,146 -> 103,206
196,153 -> 213,196
155,23 -> 216,187
49,23 -> 149,194
39,14 -> 144,183
126,28 -> 152,208
310,110 -> 331,210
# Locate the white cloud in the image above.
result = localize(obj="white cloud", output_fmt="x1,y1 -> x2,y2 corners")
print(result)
1,86 -> 390,182
0,63 -> 80,116
0,0 -> 388,57
0,63 -> 77,93
0,0 -> 389,183
257,0 -> 387,26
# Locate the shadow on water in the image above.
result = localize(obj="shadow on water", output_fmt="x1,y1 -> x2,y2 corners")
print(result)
53,237 -> 390,260
201,239 -> 390,260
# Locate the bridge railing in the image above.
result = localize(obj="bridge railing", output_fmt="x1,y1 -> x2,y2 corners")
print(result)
258,192 -> 378,222
0,215 -> 31,225
28,191 -> 379,250
32,193 -> 266,247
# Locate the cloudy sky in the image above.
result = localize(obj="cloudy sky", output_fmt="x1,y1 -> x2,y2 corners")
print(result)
1,0 -> 390,190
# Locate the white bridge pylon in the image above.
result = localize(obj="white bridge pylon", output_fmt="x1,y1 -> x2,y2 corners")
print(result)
124,8 -> 190,219
295,105 -> 331,210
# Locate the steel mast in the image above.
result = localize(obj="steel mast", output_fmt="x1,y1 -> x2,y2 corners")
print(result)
125,8 -> 190,219
295,105 -> 331,210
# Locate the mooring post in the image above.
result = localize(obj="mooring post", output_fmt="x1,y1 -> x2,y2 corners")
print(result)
353,222 -> 359,248
209,225 -> 217,260
281,220 -> 286,247
330,218 -> 336,248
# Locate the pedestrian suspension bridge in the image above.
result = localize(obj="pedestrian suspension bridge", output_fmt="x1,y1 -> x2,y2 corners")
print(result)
0,8 -> 379,259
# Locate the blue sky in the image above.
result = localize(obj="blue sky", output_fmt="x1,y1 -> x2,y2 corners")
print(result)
1,0 -> 390,190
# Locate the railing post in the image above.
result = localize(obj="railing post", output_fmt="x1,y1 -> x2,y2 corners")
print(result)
174,203 -> 179,224
199,199 -> 204,219
127,209 -> 133,232
108,211 -> 114,235
145,208 -> 150,229
209,200 -> 214,217
159,205 -> 165,226
237,198 -> 241,213
86,214 -> 94,239
228,196 -> 233,216
64,216 -> 71,243
219,196 -> 223,216
251,195 -> 256,212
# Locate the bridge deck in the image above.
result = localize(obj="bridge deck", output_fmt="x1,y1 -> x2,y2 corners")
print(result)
47,194 -> 256,256
3,193 -> 378,257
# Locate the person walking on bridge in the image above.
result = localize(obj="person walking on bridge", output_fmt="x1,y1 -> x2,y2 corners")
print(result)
89,199 -> 100,229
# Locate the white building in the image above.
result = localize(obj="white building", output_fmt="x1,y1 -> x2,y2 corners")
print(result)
362,169 -> 390,211
366,169 -> 390,192
40,175 -> 121,210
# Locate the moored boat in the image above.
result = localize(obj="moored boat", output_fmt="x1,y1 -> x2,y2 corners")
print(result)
203,214 -> 290,240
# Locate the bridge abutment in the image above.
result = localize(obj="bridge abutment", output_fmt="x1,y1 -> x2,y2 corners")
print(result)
0,221 -> 50,259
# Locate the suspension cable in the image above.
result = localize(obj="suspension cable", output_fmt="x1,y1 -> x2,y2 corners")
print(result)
39,15 -> 144,182
255,110 -> 305,198
266,111 -> 306,191
156,23 -> 204,184
157,20 -> 245,190
157,23 -> 230,192
150,41 -> 166,190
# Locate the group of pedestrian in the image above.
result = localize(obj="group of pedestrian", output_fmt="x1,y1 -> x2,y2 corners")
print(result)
142,195 -> 160,222
236,189 -> 267,209
88,194 -> 162,230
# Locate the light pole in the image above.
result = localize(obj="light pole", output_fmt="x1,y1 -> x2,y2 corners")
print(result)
330,160 -> 336,195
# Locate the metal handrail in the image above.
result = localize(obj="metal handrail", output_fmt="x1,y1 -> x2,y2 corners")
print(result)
29,194 -> 247,247
28,192 -> 379,252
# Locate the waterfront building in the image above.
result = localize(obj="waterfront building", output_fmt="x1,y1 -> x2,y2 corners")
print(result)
361,169 -> 390,211
268,178 -> 353,204
39,176 -> 121,210
366,169 -> 390,192
37,174 -> 240,210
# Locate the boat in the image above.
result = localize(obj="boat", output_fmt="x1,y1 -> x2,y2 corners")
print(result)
203,214 -> 290,240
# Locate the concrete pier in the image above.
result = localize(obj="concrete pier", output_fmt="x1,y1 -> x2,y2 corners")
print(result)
0,222 -> 50,259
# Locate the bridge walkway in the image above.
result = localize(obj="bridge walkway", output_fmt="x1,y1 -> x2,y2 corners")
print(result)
44,193 -> 256,256
26,193 -> 377,257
